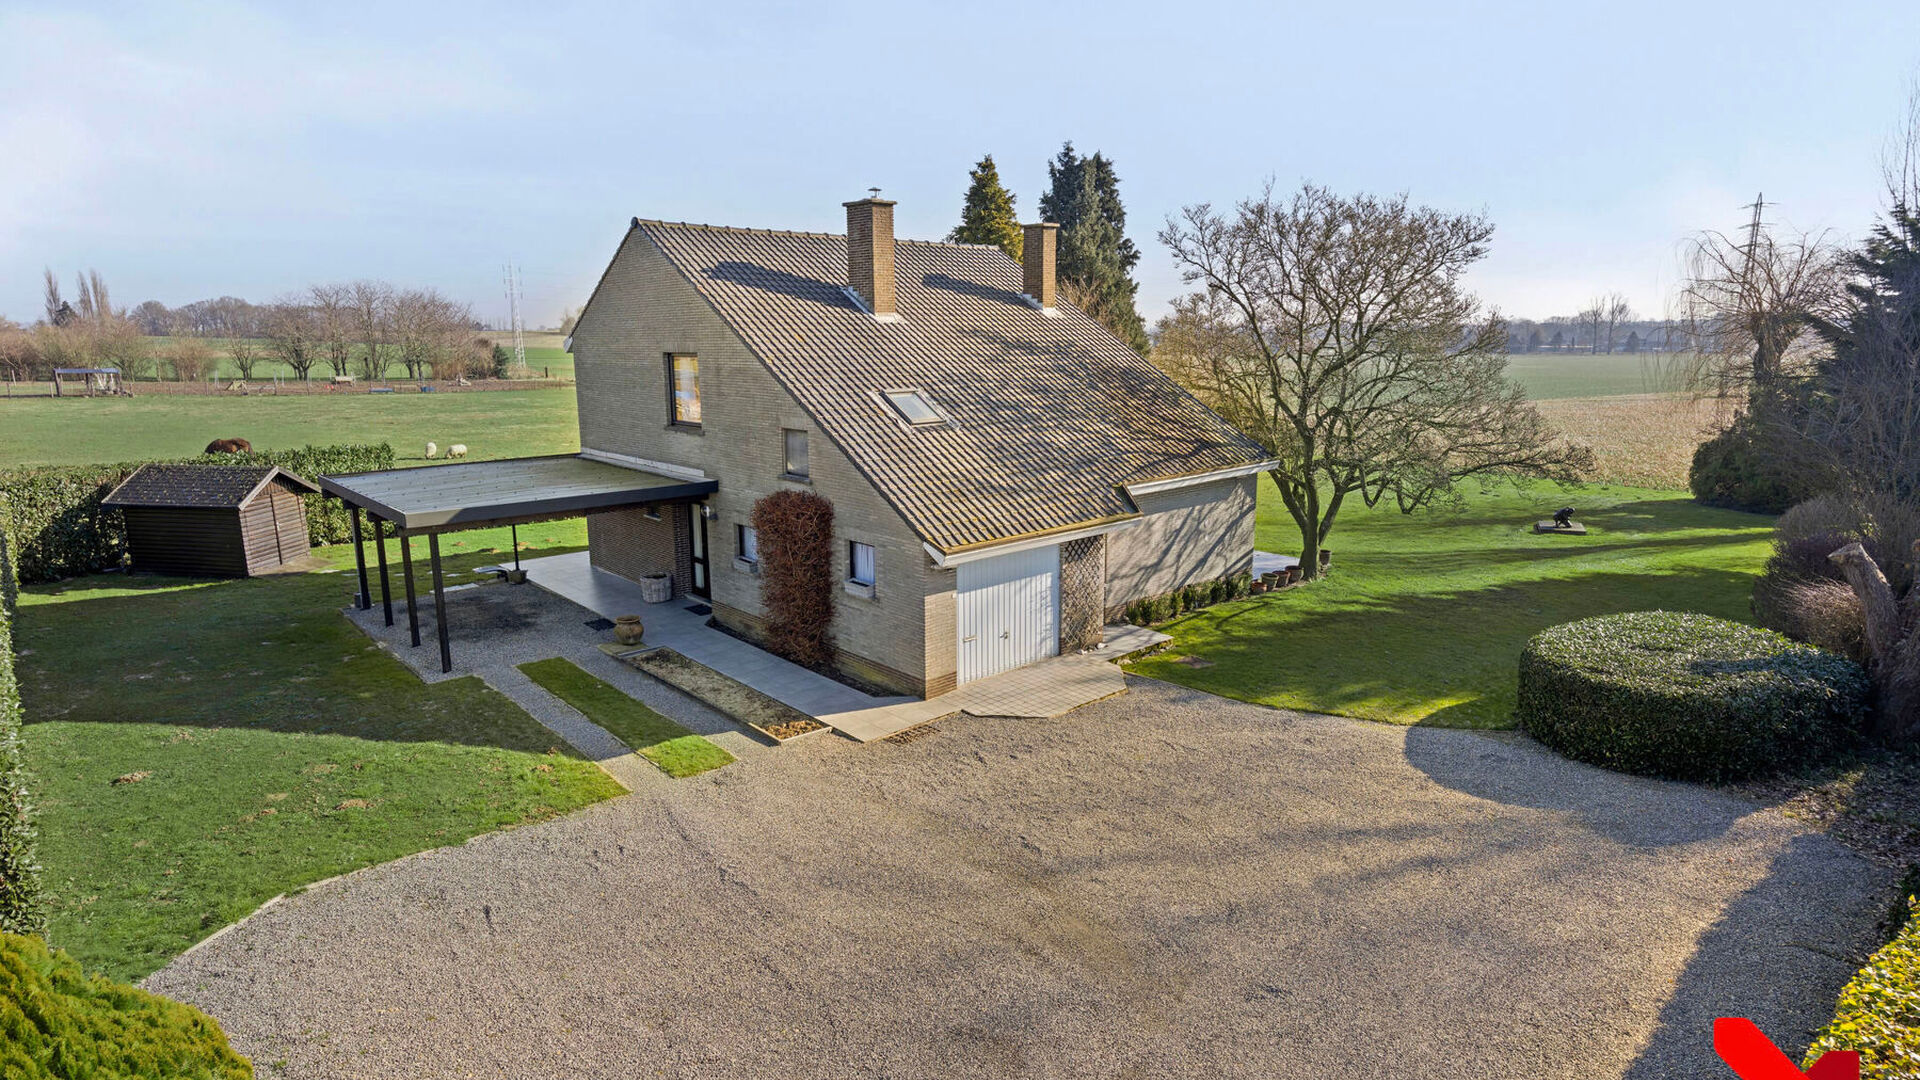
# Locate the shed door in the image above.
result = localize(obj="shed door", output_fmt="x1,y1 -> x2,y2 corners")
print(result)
956,545 -> 1059,684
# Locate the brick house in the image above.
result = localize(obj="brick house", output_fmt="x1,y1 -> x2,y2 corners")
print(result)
568,197 -> 1273,698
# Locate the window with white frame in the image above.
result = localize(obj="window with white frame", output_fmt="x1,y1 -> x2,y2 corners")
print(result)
736,524 -> 759,563
848,540 -> 876,586
783,428 -> 809,478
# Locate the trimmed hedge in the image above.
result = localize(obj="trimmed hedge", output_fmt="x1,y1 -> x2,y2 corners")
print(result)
1516,611 -> 1870,781
1804,896 -> 1920,1078
0,932 -> 252,1079
1123,572 -> 1253,626
0,497 -> 44,937
0,444 -> 394,584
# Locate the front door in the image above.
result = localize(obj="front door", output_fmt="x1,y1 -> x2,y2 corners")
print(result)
687,504 -> 710,599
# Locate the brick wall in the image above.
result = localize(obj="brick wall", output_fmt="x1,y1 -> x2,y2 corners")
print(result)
1104,475 -> 1257,620
586,507 -> 681,593
1058,535 -> 1105,652
572,227 -> 947,691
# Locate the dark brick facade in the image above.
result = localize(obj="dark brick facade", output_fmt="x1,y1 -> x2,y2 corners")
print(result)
587,506 -> 690,597
1058,534 -> 1106,653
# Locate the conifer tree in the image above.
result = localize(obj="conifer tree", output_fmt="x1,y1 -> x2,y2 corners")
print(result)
1039,142 -> 1150,354
949,155 -> 1023,262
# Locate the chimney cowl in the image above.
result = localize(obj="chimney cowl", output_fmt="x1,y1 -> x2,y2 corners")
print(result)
844,197 -> 898,319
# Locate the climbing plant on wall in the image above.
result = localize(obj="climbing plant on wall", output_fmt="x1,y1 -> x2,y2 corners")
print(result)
751,490 -> 836,670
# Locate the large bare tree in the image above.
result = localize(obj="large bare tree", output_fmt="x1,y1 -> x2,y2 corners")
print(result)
1157,183 -> 1592,578
1673,197 -> 1841,396
262,300 -> 319,380
307,283 -> 354,377
349,280 -> 393,379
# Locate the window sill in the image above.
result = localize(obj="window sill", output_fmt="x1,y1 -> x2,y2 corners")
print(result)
733,557 -> 760,575
780,473 -> 813,485
666,422 -> 704,435
844,580 -> 876,600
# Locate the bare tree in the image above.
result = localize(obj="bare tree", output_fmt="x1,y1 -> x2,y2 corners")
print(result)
1601,293 -> 1631,353
41,269 -> 64,325
1157,183 -> 1592,579
0,317 -> 44,381
1673,197 -> 1842,396
226,336 -> 261,380
307,284 -> 354,377
262,300 -> 319,380
1578,299 -> 1604,354
348,280 -> 393,379
390,288 -> 477,380
166,337 -> 216,382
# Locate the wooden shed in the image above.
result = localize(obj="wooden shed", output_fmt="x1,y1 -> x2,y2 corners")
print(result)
102,465 -> 319,577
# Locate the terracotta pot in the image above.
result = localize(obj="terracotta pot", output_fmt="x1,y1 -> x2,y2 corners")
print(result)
1284,565 -> 1302,585
612,614 -> 645,645
1251,580 -> 1268,594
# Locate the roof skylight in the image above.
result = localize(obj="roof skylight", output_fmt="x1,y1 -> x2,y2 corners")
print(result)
883,389 -> 944,426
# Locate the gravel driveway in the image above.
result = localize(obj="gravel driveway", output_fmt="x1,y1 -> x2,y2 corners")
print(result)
147,678 -> 1886,1079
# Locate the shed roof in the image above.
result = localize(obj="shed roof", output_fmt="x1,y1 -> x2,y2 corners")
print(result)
102,465 -> 318,510
317,454 -> 716,533
625,220 -> 1271,554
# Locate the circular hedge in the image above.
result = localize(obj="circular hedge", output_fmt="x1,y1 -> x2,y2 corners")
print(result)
1516,611 -> 1871,781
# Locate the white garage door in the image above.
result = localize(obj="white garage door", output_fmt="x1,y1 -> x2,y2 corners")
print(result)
956,545 -> 1060,684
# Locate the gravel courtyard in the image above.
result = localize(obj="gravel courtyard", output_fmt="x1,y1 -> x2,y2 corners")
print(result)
148,678 -> 1886,1079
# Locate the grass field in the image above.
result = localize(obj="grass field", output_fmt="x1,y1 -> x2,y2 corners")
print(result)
13,530 -> 620,981
0,386 -> 579,466
1128,480 -> 1773,729
121,332 -> 575,383
1502,352 -> 1684,400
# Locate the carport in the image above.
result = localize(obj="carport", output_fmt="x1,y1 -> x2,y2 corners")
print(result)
318,454 -> 716,672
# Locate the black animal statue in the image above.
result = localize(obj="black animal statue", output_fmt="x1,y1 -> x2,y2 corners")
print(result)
1552,507 -> 1576,529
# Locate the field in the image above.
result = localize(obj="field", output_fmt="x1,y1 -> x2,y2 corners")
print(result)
1130,481 -> 1773,728
1502,351 -> 1684,400
0,386 -> 580,466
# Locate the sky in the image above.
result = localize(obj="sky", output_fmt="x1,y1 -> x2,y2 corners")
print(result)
3,1 -> 1918,330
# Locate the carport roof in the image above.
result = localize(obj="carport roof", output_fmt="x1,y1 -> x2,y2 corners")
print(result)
317,453 -> 716,533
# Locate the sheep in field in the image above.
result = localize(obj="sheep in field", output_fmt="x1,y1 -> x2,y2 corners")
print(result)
447,444 -> 468,458
424,441 -> 438,459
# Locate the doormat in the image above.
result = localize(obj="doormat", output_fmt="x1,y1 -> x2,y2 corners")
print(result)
583,617 -> 615,631
684,603 -> 713,616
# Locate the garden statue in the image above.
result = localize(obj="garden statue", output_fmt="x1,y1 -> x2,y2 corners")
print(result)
1533,507 -> 1586,535
1553,507 -> 1576,529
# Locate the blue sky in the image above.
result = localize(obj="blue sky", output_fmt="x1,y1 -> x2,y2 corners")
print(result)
3,1 -> 1916,329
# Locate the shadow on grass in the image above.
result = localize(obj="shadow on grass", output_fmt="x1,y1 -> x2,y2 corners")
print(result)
13,547 -> 589,751
1136,565 -> 1761,728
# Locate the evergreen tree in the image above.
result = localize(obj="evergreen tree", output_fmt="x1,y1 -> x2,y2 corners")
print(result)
949,155 -> 1023,262
1040,142 -> 1150,354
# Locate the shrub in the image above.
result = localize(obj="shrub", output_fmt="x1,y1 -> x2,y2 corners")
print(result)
1516,611 -> 1871,781
0,499 -> 44,936
751,490 -> 836,669
1804,897 -> 1920,1079
0,443 -> 393,584
1225,572 -> 1251,600
0,932 -> 252,1079
1689,414 -> 1798,513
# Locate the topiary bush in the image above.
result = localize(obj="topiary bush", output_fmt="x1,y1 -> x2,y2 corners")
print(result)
0,932 -> 252,1079
1804,896 -> 1920,1078
1516,611 -> 1871,781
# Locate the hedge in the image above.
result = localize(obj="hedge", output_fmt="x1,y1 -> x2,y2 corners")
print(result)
0,444 -> 394,584
1123,572 -> 1253,626
1804,895 -> 1920,1078
0,933 -> 252,1079
0,497 -> 44,936
1516,611 -> 1870,781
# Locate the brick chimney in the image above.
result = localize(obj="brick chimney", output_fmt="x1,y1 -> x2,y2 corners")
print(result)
844,196 -> 897,317
1022,222 -> 1059,310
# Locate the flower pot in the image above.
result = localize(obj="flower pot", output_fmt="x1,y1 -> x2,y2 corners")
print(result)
612,614 -> 645,645
1251,580 -> 1268,594
1284,565 -> 1301,586
639,573 -> 672,604
1318,549 -> 1332,569
1261,571 -> 1284,589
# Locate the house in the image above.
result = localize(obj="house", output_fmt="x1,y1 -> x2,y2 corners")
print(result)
103,464 -> 318,577
566,197 -> 1273,698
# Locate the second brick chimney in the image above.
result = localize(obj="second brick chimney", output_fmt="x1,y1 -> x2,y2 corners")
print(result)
844,196 -> 897,317
1022,222 -> 1059,310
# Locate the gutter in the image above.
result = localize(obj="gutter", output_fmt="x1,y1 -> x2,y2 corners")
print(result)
923,516 -> 1140,569
1123,459 -> 1279,498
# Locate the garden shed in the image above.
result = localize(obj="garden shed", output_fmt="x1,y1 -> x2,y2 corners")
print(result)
102,464 -> 319,577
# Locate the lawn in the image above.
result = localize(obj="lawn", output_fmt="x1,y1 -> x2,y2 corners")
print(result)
1127,480 -> 1774,729
12,531 -> 621,982
518,658 -> 735,778
0,386 -> 579,467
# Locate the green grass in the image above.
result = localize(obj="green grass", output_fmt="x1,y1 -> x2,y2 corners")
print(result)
13,535 -> 621,982
517,658 -> 734,778
1502,352 -> 1684,400
0,386 -> 579,467
125,334 -> 573,383
1127,480 -> 1774,729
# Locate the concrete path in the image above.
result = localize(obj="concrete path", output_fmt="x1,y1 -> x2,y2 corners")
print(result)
147,679 -> 1887,1080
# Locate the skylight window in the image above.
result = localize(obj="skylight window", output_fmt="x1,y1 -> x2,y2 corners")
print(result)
883,389 -> 943,426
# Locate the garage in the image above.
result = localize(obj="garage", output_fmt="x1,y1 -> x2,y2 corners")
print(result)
956,544 -> 1059,684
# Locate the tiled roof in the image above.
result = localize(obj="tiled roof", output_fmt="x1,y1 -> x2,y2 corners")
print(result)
636,221 -> 1271,553
102,465 -> 317,509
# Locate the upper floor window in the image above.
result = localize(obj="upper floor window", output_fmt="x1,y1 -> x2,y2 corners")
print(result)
668,354 -> 701,425
783,428 -> 810,479
849,541 -> 876,586
736,524 -> 759,563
